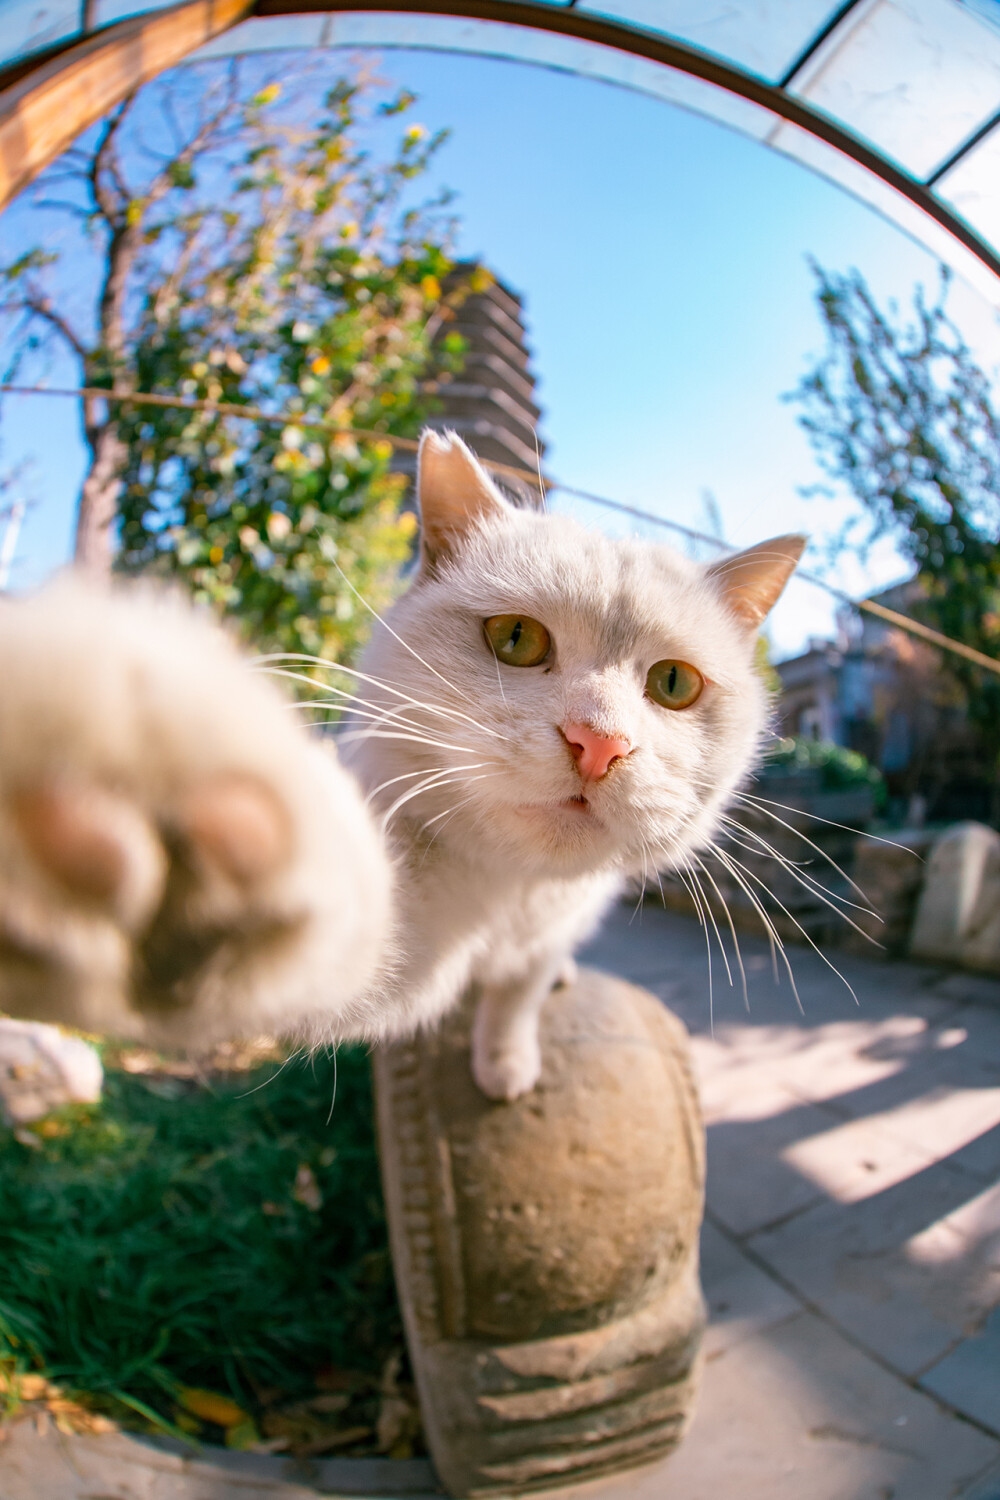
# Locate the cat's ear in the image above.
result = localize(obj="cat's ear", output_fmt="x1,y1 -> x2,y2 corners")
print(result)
707,535 -> 807,629
417,430 -> 509,573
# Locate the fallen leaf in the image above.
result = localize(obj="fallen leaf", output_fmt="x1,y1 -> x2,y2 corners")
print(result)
176,1386 -> 249,1428
225,1418 -> 262,1450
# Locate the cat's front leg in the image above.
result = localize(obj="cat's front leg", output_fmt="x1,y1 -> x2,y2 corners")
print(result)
471,955 -> 568,1101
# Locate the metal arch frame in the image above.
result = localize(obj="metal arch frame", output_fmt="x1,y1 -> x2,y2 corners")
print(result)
2,0 -> 1000,283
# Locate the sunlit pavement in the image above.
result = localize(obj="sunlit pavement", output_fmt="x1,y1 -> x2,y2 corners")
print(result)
570,902 -> 1000,1500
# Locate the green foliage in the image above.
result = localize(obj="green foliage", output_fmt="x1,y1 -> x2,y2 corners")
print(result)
0,1046 -> 400,1441
2,66 -> 479,666
115,78 -> 474,664
753,633 -> 781,694
790,264 -> 1000,760
764,735 -> 884,796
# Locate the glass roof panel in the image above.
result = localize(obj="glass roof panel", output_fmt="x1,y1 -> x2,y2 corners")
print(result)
191,11 -> 778,138
787,0 -> 1000,181
572,0 -> 842,84
768,111 -> 1000,304
936,123 -> 1000,248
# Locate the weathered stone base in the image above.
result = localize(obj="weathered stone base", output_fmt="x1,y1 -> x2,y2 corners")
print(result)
373,968 -> 706,1498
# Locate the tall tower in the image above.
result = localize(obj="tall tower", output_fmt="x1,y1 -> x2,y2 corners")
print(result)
426,269 -> 545,494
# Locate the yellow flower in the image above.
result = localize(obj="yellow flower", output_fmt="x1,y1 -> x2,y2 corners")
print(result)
420,274 -> 441,301
208,545 -> 224,565
311,355 -> 331,375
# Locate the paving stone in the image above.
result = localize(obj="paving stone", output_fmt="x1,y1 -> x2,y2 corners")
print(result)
698,1218 -> 800,1359
920,1305 -> 1000,1435
939,1175 -> 1000,1249
808,1037 -> 1000,1188
558,1310 -> 999,1500
705,1096 -> 835,1235
778,1109 -> 945,1205
749,1157 -> 999,1376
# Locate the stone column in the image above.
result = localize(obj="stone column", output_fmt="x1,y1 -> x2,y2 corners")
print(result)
373,968 -> 705,1497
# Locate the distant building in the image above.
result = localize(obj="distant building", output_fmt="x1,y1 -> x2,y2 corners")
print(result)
396,268 -> 545,504
775,580 -> 990,822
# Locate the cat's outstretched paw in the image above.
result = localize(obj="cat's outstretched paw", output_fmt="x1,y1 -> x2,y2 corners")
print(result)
0,578 -> 392,1047
471,1035 -> 542,1101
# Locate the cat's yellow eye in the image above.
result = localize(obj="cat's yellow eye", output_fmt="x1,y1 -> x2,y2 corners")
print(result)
646,659 -> 704,711
484,614 -> 551,667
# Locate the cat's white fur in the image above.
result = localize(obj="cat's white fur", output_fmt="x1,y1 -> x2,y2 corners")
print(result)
0,433 -> 802,1096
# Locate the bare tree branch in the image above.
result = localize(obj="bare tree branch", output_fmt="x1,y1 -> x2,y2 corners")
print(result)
17,292 -> 87,362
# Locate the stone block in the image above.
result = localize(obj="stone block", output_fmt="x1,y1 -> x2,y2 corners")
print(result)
910,823 -> 1000,975
846,827 -> 933,956
921,1304 -> 1000,1434
0,1017 -> 102,1125
373,969 -> 706,1497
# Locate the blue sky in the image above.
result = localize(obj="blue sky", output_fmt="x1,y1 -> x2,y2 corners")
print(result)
3,43 -> 1000,657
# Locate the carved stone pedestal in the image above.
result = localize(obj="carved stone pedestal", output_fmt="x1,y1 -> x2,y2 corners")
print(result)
373,968 -> 706,1498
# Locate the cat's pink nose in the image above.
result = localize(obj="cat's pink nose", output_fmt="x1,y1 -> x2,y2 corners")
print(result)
562,722 -> 632,782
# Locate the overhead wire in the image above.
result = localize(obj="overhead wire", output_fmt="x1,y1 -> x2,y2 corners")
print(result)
3,380 -> 999,679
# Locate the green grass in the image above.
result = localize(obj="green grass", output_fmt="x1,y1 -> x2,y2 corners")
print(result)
0,1042 -> 411,1453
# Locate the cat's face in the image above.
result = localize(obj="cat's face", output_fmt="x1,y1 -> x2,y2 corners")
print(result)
353,434 -> 804,880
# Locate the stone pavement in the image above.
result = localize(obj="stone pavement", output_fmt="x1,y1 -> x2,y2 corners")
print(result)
571,901 -> 1000,1500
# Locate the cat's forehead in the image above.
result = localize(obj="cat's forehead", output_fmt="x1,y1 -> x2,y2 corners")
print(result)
440,511 -> 735,660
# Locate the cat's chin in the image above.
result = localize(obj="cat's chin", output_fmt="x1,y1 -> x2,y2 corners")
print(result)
488,797 -> 621,871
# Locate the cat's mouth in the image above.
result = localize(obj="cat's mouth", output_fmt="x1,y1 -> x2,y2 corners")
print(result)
513,794 -> 601,825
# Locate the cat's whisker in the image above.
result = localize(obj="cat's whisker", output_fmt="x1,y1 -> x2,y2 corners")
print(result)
380,768 -> 490,832
730,793 -> 876,901
331,561 -> 481,710
366,764 -> 487,804
689,857 -> 734,992
337,728 -> 482,755
630,840 -> 650,926
692,853 -> 749,1012
416,792 -> 482,864
718,825 -> 884,948
712,844 -> 859,1006
418,779 -> 494,833
674,856 -> 715,1032
709,843 -> 804,1013
256,655 -> 511,742
718,814 -> 881,923
258,668 -> 484,749
739,789 -> 919,858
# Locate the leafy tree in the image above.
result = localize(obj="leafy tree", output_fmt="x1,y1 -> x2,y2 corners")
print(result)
791,263 -> 1000,764
0,62 -> 480,663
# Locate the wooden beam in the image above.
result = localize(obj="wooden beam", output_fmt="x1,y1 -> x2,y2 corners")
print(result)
0,0 -> 251,212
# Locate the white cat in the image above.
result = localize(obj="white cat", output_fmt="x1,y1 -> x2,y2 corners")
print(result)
0,432 -> 803,1097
